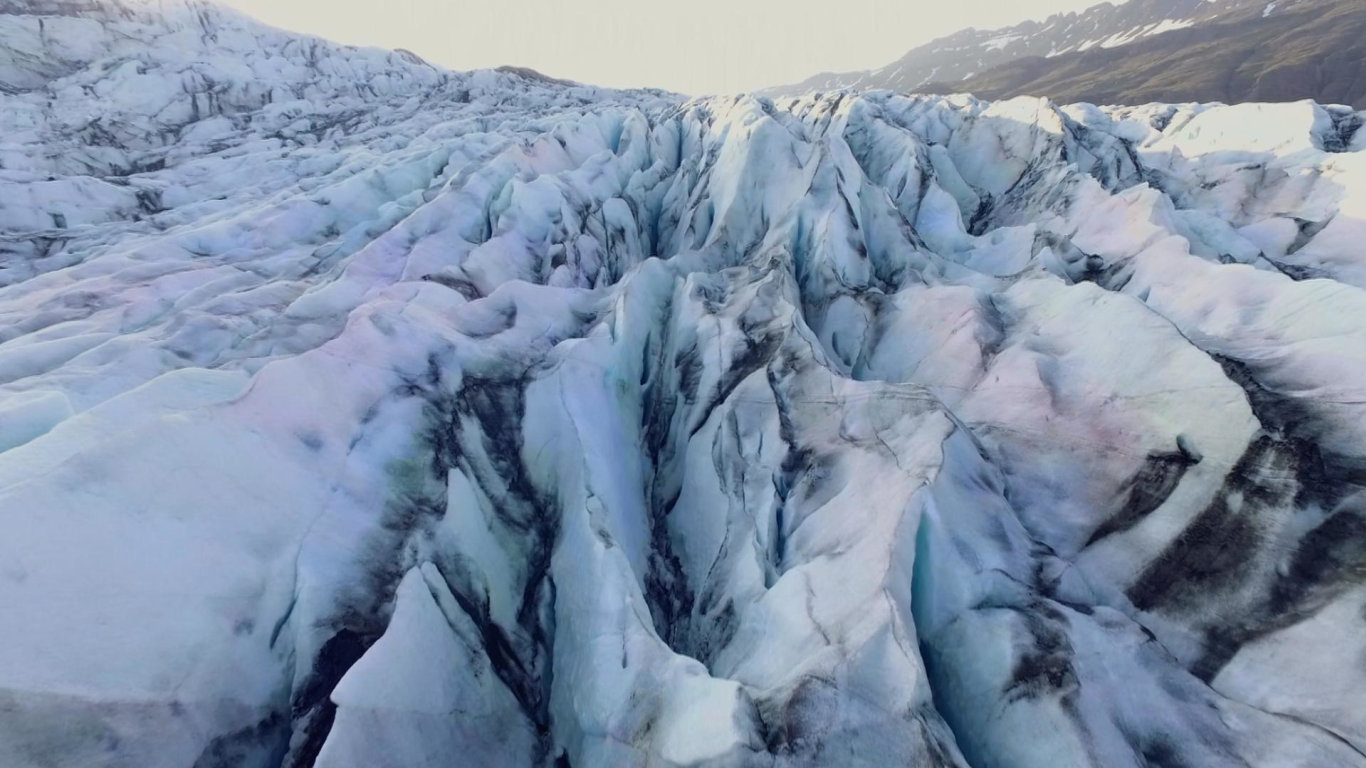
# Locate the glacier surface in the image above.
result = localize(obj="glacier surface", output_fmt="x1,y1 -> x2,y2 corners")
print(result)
2,2 -> 1366,767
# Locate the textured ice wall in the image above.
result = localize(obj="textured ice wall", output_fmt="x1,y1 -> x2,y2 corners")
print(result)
2,3 -> 1366,767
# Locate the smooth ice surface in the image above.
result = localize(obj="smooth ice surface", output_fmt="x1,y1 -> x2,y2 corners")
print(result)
3,2 -> 1366,767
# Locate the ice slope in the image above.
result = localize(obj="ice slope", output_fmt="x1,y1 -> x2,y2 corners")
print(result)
3,2 -> 1366,767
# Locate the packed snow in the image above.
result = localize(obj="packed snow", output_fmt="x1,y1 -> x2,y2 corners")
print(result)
984,33 -> 1025,52
2,1 -> 1366,767
1086,18 -> 1199,49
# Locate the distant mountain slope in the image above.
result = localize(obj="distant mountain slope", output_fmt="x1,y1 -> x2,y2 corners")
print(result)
769,0 -> 1317,97
921,0 -> 1366,107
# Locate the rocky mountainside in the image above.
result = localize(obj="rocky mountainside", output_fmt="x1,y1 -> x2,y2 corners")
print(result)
769,0 -> 1336,103
922,0 -> 1366,107
771,0 -> 1290,94
3,2 -> 1366,767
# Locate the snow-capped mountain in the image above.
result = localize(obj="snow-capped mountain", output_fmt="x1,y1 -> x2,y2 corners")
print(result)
771,0 -> 1319,97
3,2 -> 1366,767
923,0 -> 1366,108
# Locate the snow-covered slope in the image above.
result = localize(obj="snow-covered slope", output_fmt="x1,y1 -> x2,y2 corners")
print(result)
921,0 -> 1366,108
769,0 -> 1322,98
3,2 -> 1366,767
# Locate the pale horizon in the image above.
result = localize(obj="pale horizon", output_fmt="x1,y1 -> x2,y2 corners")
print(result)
217,0 -> 1129,94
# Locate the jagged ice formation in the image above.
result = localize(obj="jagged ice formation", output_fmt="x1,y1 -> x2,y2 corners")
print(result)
2,2 -> 1366,767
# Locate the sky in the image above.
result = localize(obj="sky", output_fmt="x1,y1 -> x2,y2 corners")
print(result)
218,0 -> 1120,95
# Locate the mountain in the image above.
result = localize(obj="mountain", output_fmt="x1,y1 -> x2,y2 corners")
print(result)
3,2 -> 1366,768
769,0 -> 1331,101
922,0 -> 1366,107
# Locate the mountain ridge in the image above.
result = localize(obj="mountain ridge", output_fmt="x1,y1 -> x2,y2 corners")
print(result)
920,0 -> 1366,107
768,0 -> 1348,105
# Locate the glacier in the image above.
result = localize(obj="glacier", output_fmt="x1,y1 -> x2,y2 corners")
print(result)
3,2 -> 1366,767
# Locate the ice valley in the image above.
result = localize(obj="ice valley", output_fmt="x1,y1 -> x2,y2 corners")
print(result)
3,2 -> 1366,766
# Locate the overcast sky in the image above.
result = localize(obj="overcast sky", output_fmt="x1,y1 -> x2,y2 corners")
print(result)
218,0 -> 1120,95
